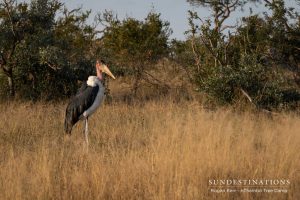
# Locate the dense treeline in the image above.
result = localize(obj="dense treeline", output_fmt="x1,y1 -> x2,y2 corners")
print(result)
0,0 -> 299,110
0,0 -> 95,99
180,0 -> 300,110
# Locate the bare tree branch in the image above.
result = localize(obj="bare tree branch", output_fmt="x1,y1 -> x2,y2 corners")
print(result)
3,0 -> 16,37
240,88 -> 279,115
190,34 -> 202,72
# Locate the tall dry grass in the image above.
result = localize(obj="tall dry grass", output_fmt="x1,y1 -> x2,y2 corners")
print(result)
0,100 -> 299,200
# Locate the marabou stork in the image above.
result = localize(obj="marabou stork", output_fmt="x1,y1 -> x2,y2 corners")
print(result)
64,60 -> 116,145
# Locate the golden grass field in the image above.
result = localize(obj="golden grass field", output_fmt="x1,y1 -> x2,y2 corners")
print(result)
0,99 -> 299,200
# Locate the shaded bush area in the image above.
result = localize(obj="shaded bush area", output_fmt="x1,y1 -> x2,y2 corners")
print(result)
0,0 -> 299,110
94,11 -> 171,96
0,0 -> 95,100
171,0 -> 300,110
195,54 -> 298,109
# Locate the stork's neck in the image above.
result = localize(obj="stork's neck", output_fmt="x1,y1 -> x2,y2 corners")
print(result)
96,67 -> 103,80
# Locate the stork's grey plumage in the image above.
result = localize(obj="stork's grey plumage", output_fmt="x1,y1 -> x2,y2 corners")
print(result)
64,60 -> 116,147
64,81 -> 100,134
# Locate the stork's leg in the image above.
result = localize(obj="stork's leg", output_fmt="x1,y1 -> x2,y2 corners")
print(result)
84,118 -> 89,147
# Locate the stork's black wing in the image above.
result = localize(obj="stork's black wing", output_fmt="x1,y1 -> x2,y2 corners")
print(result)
76,81 -> 89,95
64,83 -> 99,134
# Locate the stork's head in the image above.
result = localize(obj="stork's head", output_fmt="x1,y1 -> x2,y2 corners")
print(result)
96,59 -> 116,80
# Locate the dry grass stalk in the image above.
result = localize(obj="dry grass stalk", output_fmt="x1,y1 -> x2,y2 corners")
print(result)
0,101 -> 299,199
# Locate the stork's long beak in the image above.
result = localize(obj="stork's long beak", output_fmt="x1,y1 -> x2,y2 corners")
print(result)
102,65 -> 116,79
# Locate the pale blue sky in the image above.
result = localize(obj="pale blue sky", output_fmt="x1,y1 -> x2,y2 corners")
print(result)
62,0 -> 198,40
25,0 -> 300,40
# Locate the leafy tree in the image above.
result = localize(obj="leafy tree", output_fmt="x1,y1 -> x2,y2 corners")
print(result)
0,0 -> 96,100
96,11 -> 171,95
187,0 -> 260,69
186,0 -> 300,109
0,0 -> 33,97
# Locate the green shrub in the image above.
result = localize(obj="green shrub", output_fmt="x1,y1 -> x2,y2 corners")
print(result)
195,54 -> 299,109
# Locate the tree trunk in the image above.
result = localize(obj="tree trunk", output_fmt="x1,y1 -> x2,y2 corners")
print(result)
0,63 -> 15,97
132,67 -> 142,96
132,76 -> 141,96
7,75 -> 15,97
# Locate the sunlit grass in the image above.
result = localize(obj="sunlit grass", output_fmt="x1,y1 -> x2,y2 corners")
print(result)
0,100 -> 299,199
